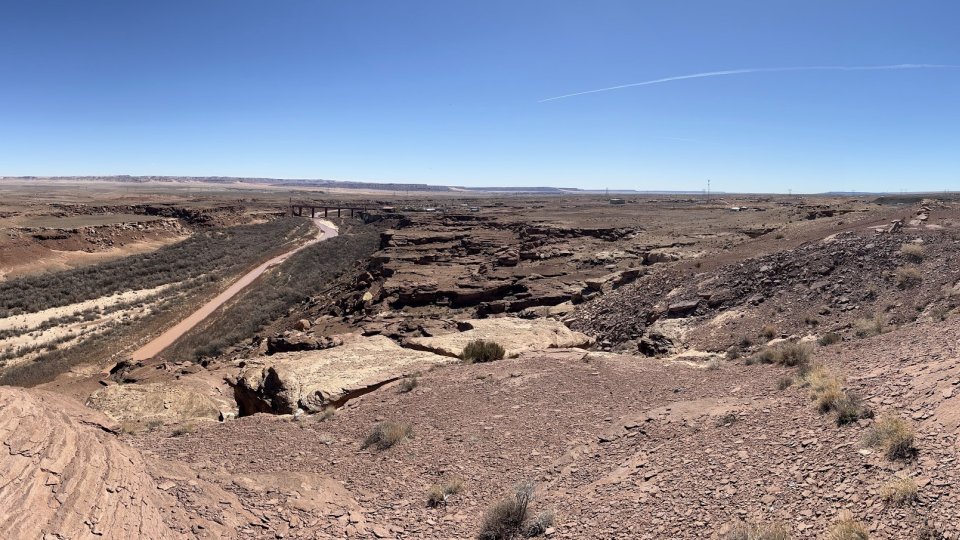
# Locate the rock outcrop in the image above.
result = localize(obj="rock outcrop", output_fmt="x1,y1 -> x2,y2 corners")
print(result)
406,317 -> 594,358
233,335 -> 451,415
88,377 -> 237,426
0,386 -> 236,539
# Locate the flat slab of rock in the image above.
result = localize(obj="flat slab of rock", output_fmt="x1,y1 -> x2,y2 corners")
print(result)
406,317 -> 594,358
88,377 -> 237,426
234,335 -> 451,414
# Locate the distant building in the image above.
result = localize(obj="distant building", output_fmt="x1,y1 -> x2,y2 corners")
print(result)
609,198 -> 626,205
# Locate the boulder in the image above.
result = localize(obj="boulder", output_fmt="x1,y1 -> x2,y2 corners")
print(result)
295,318 -> 312,331
406,317 -> 594,359
666,300 -> 700,317
266,332 -> 343,354
233,335 -> 451,415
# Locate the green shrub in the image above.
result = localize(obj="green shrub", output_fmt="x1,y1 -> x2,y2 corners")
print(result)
462,340 -> 506,363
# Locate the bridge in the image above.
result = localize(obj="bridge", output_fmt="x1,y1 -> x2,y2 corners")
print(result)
288,202 -> 388,220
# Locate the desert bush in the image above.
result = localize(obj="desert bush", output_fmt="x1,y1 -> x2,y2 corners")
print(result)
880,476 -> 918,505
896,266 -> 923,289
901,243 -> 925,263
776,376 -> 794,390
748,342 -> 811,368
362,421 -> 413,451
399,376 -> 419,393
477,483 -> 539,540
818,332 -> 842,346
427,479 -> 464,507
171,423 -> 195,437
827,516 -> 869,540
800,366 -> 870,425
760,325 -> 777,340
853,315 -> 884,338
715,412 -> 739,427
319,406 -> 336,421
462,340 -> 506,363
523,510 -> 555,537
833,391 -> 872,426
723,520 -> 790,540
864,415 -> 916,460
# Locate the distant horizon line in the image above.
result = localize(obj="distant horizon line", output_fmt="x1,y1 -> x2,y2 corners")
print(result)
1,175 -> 956,197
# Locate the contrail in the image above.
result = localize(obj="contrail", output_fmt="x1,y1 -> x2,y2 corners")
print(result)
540,64 -> 960,102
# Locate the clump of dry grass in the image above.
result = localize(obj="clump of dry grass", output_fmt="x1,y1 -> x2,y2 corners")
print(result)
723,520 -> 791,540
462,340 -> 506,363
319,406 -> 336,421
760,325 -> 778,340
880,476 -> 918,505
799,365 -> 871,425
864,414 -> 916,460
826,514 -> 869,540
818,332 -> 842,346
901,243 -> 925,263
853,315 -> 884,338
747,342 -> 811,368
896,266 -> 923,289
362,421 -> 413,451
427,479 -> 464,507
398,376 -> 419,393
171,423 -> 195,437
715,412 -> 739,427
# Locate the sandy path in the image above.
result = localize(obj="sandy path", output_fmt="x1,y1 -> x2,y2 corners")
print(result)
130,219 -> 338,361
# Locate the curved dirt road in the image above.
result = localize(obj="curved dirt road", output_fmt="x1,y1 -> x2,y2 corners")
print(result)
130,219 -> 338,361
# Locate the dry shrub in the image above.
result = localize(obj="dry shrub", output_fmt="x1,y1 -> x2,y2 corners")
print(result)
880,476 -> 918,505
477,483 -> 552,539
362,421 -> 412,451
853,315 -> 884,338
864,415 -> 916,460
749,342 -> 811,368
319,406 -> 336,421
818,332 -> 842,346
478,483 -> 533,540
715,412 -> 739,427
171,423 -> 195,437
776,376 -> 794,391
462,340 -> 506,363
723,520 -> 790,540
901,243 -> 925,263
896,266 -> 923,289
427,479 -> 464,507
760,325 -> 778,340
523,510 -> 555,537
399,376 -> 419,393
826,515 -> 869,540
834,391 -> 872,426
801,366 -> 871,425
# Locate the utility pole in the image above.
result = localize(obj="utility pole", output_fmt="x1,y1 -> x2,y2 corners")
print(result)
706,179 -> 710,203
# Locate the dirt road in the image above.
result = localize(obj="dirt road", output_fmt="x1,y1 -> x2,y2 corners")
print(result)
130,219 -> 338,361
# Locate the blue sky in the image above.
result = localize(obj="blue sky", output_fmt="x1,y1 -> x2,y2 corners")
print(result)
1,1 -> 958,192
